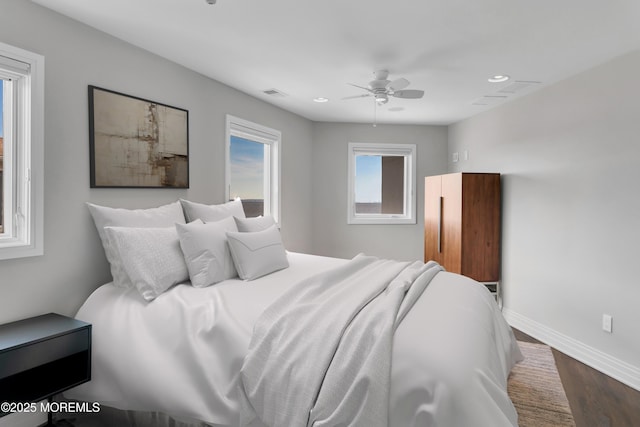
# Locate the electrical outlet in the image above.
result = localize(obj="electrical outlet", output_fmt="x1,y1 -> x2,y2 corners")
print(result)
602,314 -> 613,333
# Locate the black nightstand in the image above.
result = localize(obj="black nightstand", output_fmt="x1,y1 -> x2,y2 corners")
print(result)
0,313 -> 91,424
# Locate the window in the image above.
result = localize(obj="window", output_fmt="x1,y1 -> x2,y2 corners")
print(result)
347,142 -> 416,224
225,115 -> 280,221
0,42 -> 44,260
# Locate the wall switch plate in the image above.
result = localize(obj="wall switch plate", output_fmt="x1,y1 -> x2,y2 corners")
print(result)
452,152 -> 459,162
602,314 -> 613,333
463,150 -> 469,161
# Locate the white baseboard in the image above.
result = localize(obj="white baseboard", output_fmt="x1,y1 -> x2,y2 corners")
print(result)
503,308 -> 640,392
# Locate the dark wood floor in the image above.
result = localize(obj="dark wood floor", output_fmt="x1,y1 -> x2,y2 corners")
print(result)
513,328 -> 640,427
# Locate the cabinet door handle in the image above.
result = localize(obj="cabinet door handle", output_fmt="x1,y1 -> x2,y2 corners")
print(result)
438,196 -> 443,253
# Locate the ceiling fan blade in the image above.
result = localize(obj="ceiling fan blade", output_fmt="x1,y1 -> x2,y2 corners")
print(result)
392,89 -> 424,99
348,83 -> 371,91
342,94 -> 372,100
388,77 -> 409,91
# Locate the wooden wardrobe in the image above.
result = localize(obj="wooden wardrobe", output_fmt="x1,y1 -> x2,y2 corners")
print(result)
424,173 -> 500,283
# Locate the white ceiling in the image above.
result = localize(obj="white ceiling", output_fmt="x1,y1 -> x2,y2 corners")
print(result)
33,0 -> 640,125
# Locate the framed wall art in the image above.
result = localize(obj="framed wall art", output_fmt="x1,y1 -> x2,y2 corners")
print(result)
89,85 -> 189,188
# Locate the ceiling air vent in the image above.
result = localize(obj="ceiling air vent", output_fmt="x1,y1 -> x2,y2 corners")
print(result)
263,88 -> 288,97
498,80 -> 541,94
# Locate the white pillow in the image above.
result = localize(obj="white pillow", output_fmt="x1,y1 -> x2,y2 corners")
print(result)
175,217 -> 238,287
180,199 -> 245,222
87,201 -> 186,287
226,225 -> 289,280
104,226 -> 189,301
234,215 -> 276,232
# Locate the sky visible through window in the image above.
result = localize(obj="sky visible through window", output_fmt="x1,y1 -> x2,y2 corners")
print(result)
355,155 -> 382,203
229,135 -> 264,200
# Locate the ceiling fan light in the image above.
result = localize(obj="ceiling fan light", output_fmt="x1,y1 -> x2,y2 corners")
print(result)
375,94 -> 388,104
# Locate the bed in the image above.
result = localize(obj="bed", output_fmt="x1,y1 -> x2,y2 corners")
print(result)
66,200 -> 522,427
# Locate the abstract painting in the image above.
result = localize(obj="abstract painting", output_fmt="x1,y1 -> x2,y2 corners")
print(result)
89,86 -> 189,188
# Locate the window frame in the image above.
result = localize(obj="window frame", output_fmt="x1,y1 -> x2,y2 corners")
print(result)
225,115 -> 281,223
0,42 -> 44,261
347,142 -> 416,225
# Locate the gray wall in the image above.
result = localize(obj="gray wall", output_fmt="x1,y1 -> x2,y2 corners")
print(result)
449,50 -> 640,386
0,0 -> 314,324
310,122 -> 448,261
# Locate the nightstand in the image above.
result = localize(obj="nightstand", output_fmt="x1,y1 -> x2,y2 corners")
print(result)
483,282 -> 501,308
0,313 -> 91,424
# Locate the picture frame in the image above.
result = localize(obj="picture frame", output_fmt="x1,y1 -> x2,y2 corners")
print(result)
89,85 -> 189,188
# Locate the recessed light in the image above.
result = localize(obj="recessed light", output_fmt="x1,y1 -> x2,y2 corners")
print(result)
488,75 -> 510,83
313,97 -> 329,103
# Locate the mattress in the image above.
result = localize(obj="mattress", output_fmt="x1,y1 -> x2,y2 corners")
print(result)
66,252 -> 522,427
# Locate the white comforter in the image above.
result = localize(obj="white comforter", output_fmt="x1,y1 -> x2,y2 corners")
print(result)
239,255 -> 443,427
67,252 -> 522,427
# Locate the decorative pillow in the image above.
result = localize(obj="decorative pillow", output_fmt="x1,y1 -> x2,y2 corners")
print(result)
87,201 -> 186,288
104,226 -> 189,301
180,199 -> 245,223
234,215 -> 276,232
175,217 -> 238,288
226,225 -> 289,280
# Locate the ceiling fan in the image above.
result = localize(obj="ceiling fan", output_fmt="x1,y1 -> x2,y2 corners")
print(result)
343,70 -> 424,104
